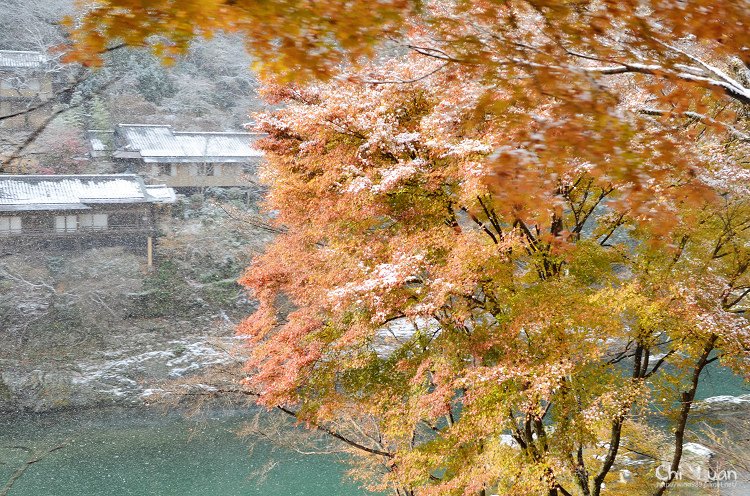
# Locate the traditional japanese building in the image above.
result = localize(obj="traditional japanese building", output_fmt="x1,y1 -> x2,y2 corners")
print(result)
0,50 -> 54,129
0,174 -> 175,258
89,124 -> 264,190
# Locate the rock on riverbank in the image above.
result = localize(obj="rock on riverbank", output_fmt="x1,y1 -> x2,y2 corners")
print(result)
0,335 -> 246,413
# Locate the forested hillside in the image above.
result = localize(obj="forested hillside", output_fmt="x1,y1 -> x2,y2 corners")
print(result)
0,0 -> 261,174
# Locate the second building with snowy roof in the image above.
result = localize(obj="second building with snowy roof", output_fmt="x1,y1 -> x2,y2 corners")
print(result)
88,124 -> 264,190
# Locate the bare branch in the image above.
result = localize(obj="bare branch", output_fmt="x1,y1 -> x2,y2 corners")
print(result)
362,62 -> 448,85
1,74 -> 121,170
0,441 -> 69,496
183,385 -> 394,458
639,108 -> 750,141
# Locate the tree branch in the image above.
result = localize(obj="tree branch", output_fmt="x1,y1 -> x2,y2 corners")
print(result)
639,108 -> 750,142
191,386 -> 394,458
363,62 -> 448,85
0,441 -> 68,496
1,74 -> 121,170
654,334 -> 717,496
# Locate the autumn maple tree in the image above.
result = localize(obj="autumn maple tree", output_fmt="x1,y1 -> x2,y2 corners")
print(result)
70,1 -> 750,495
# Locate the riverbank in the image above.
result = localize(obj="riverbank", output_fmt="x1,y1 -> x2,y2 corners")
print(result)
0,200 -> 273,414
0,331 -> 245,413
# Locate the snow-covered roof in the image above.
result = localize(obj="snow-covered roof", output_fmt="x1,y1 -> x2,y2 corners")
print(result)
0,174 -> 175,212
145,184 -> 177,204
0,50 -> 46,69
112,124 -> 264,163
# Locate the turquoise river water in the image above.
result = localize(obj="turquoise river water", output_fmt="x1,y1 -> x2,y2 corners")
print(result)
0,407 -> 367,496
0,363 -> 746,496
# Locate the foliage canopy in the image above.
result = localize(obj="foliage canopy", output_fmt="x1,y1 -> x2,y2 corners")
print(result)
70,1 -> 750,495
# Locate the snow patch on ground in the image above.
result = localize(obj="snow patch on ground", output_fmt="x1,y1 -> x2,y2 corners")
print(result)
1,336 -> 245,412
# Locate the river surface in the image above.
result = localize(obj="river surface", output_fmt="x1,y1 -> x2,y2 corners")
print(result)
0,407 -> 368,496
695,362 -> 749,399
0,363 -> 746,496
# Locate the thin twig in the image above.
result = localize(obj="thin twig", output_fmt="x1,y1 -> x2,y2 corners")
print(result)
0,441 -> 69,496
362,62 -> 448,85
